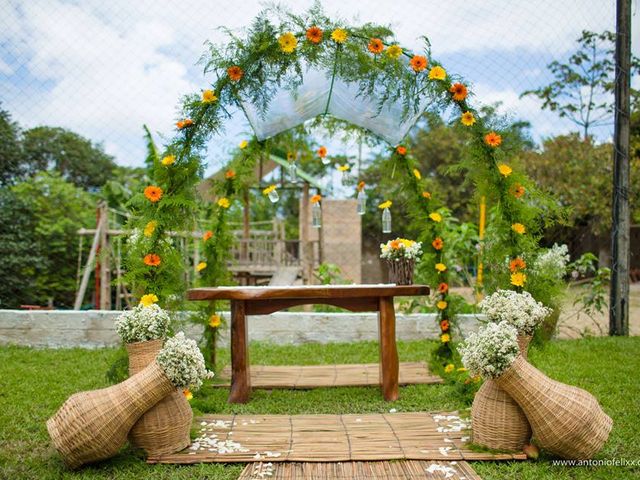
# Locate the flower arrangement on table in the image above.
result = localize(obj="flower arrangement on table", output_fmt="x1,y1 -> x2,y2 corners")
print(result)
380,238 -> 422,285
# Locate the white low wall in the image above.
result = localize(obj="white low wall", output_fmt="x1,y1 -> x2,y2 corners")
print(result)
0,309 -> 483,349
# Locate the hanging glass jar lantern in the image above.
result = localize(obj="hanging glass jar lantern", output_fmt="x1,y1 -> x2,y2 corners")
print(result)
382,207 -> 392,233
311,194 -> 322,228
356,181 -> 366,215
288,161 -> 298,183
263,185 -> 279,203
357,189 -> 367,215
338,164 -> 350,183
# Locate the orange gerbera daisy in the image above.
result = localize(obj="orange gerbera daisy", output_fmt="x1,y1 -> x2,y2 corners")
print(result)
410,55 -> 428,72
143,253 -> 161,267
225,169 -> 236,179
449,83 -> 468,101
432,237 -> 444,250
144,186 -> 163,203
390,239 -> 402,249
227,65 -> 244,81
422,191 -> 431,199
317,146 -> 327,158
203,230 -> 213,241
368,38 -> 384,54
510,183 -> 526,198
396,145 -> 407,155
440,319 -> 450,331
438,282 -> 449,294
484,131 -> 502,148
357,181 -> 366,192
306,26 -> 323,44
310,194 -> 322,204
509,257 -> 526,273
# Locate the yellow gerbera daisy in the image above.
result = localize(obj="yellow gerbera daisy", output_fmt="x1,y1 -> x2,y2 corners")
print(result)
461,111 -> 476,126
444,364 -> 455,373
262,185 -> 277,195
386,44 -> 403,59
428,66 -> 446,80
143,220 -> 157,237
139,293 -> 158,307
217,197 -> 230,209
510,272 -> 527,287
209,314 -> 221,328
429,212 -> 442,222
413,168 -> 421,179
436,300 -> 448,310
498,163 -> 512,177
196,262 -> 207,272
331,28 -> 348,43
202,89 -> 218,103
512,223 -> 526,235
378,200 -> 392,209
441,333 -> 451,343
161,155 -> 175,166
239,140 -> 249,149
435,263 -> 447,272
278,32 -> 298,53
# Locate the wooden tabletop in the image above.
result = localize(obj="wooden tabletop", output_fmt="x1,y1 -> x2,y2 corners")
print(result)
187,284 -> 430,301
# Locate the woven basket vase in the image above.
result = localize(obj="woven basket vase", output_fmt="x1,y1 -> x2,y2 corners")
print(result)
387,258 -> 415,285
126,339 -> 192,458
496,355 -> 613,459
471,335 -> 533,451
46,361 -> 174,469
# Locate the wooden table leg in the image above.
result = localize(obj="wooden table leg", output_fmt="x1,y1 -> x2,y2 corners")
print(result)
378,296 -> 399,401
229,300 -> 250,403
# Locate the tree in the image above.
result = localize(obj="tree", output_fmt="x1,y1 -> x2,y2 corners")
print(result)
21,127 -> 117,190
0,107 -> 23,186
12,172 -> 96,307
522,30 -> 640,139
0,189 -> 44,308
523,133 -> 640,261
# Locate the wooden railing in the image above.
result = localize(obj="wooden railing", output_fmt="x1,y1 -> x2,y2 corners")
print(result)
230,239 -> 320,270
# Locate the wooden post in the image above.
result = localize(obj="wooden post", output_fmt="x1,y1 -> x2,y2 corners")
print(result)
610,0 -> 631,336
229,300 -> 251,403
300,182 -> 311,284
378,296 -> 399,401
74,215 -> 105,310
242,189 -> 250,263
99,203 -> 111,310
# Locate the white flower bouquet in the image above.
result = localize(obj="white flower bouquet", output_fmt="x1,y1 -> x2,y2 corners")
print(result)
115,304 -> 171,344
380,238 -> 422,260
156,332 -> 213,390
479,289 -> 551,336
459,321 -> 519,379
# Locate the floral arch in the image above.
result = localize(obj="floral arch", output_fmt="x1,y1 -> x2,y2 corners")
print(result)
125,5 -> 558,364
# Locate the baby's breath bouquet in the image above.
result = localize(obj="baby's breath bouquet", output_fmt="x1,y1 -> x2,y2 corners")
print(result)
380,238 -> 422,260
479,290 -> 551,336
115,304 -> 171,344
156,332 -> 213,390
459,321 -> 519,379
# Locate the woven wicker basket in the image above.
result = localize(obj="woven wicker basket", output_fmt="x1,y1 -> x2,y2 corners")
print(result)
471,335 -> 533,451
46,361 -> 174,469
496,355 -> 613,459
126,340 -> 192,458
387,258 -> 415,285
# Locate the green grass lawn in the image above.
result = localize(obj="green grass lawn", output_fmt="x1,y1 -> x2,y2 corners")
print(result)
0,337 -> 638,479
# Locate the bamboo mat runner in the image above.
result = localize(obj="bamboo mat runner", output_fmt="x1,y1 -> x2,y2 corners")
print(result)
147,412 -> 526,464
215,362 -> 442,389
239,460 -> 483,479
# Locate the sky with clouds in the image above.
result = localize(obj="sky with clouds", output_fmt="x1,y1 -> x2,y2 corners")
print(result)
1,0 -> 638,184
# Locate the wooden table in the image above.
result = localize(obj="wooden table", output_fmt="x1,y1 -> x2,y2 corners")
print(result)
187,285 -> 430,403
